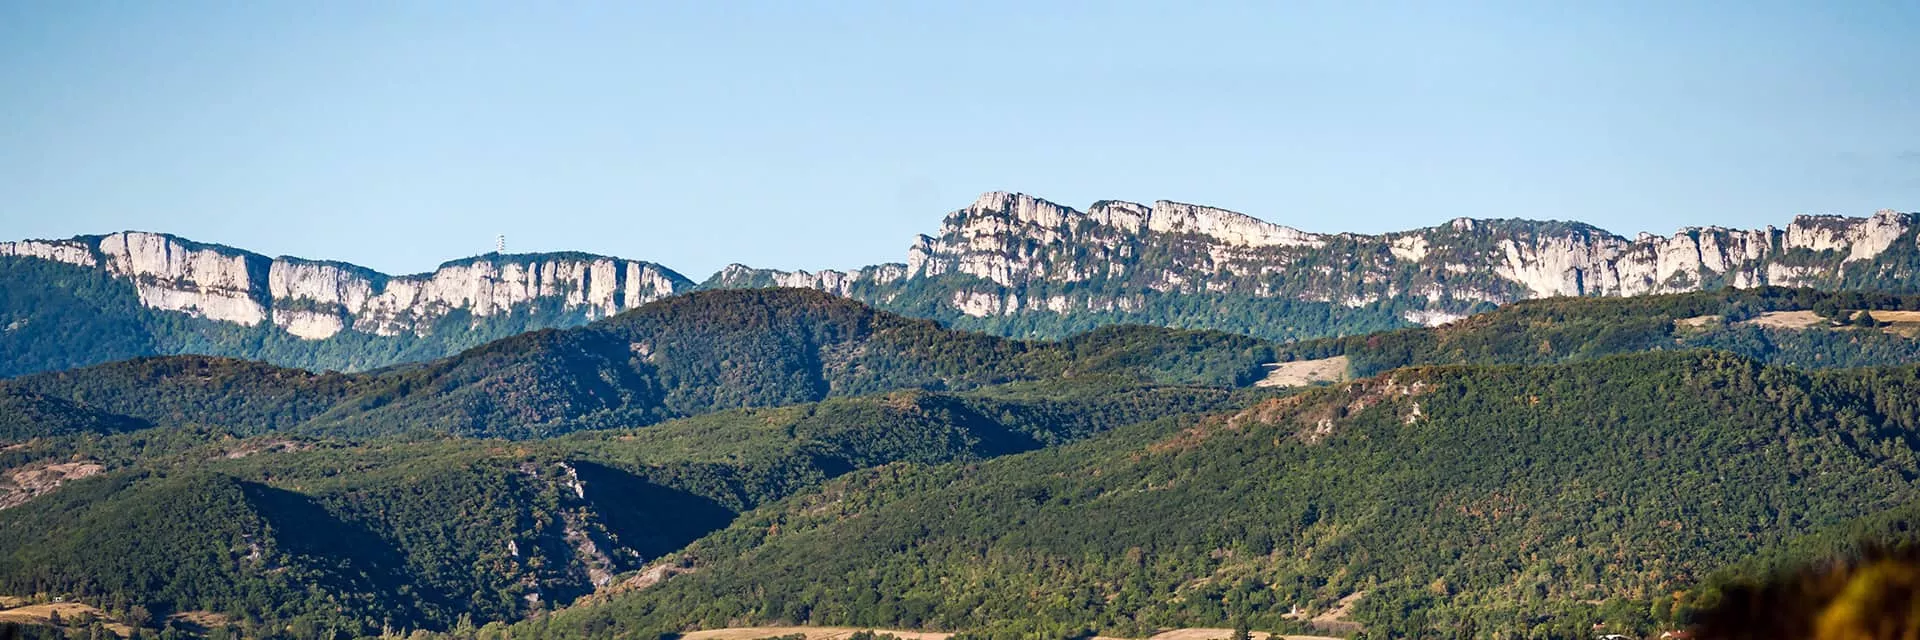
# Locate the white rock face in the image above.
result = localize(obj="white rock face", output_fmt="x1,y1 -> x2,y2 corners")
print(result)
0,239 -> 97,267
731,192 -> 1919,324
96,232 -> 270,325
1143,200 -> 1325,248
1402,309 -> 1467,327
707,262 -> 906,299
3,231 -> 692,340
11,194 -> 1916,341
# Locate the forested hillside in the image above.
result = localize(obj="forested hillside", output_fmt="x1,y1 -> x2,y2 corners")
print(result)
6,289 -> 1920,639
1280,287 -> 1920,377
0,376 -> 1253,639
519,352 -> 1920,640
0,289 -> 1273,441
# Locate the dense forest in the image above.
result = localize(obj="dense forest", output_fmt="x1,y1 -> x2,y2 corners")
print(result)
505,352 -> 1920,640
1,289 -> 1274,441
0,375 -> 1256,639
4,288 -> 1920,639
9,287 -> 1920,443
1281,287 -> 1920,376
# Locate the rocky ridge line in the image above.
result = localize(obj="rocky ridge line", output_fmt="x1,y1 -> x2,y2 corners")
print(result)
711,191 -> 1920,325
0,231 -> 694,340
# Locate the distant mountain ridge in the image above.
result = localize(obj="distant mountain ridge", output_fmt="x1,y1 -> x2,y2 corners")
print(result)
713,192 -> 1920,330
0,231 -> 693,339
3,193 -> 1916,375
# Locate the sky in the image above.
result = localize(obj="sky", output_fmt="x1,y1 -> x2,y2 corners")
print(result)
1,1 -> 1916,279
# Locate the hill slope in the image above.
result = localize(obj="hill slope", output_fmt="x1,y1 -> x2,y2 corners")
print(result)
1,289 -> 1273,440
0,374 -> 1252,636
1279,287 -> 1920,378
533,351 -> 1920,640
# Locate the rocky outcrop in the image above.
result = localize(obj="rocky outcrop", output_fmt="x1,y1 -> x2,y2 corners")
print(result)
2,231 -> 693,340
702,262 -> 907,300
6,194 -> 1914,350
723,193 -> 1920,328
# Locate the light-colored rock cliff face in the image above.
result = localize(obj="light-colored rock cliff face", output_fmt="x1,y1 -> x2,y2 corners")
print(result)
724,193 -> 1919,328
703,263 -> 907,300
2,231 -> 693,340
8,194 -> 1915,346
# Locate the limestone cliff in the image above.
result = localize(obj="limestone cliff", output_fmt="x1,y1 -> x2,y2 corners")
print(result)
716,192 -> 1920,329
1,231 -> 692,341
5,192 -> 1916,373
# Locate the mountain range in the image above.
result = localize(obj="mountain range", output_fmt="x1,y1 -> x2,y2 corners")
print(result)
3,192 -> 1915,376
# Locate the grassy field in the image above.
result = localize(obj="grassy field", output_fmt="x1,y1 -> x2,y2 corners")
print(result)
0,600 -> 134,637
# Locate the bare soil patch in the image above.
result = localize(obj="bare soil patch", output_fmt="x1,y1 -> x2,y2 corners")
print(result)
1311,591 -> 1366,634
1256,356 -> 1349,388
2,461 -> 105,510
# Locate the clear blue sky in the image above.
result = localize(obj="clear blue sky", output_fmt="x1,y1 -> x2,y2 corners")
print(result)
1,1 -> 1916,278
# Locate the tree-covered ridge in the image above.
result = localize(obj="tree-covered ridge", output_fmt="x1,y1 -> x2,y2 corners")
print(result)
0,375 -> 1253,639
0,389 -> 148,440
1,289 -> 1277,441
9,288 -> 1920,638
1280,287 -> 1920,377
4,357 -> 365,435
517,351 -> 1920,640
14,286 -> 1920,444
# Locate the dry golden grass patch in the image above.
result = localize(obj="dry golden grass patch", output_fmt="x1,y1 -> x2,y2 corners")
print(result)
1256,356 -> 1349,388
1746,310 -> 1825,329
1742,309 -> 1920,335
1870,310 -> 1920,323
167,610 -> 231,630
0,601 -> 134,636
1674,315 -> 1721,330
679,627 -> 954,640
